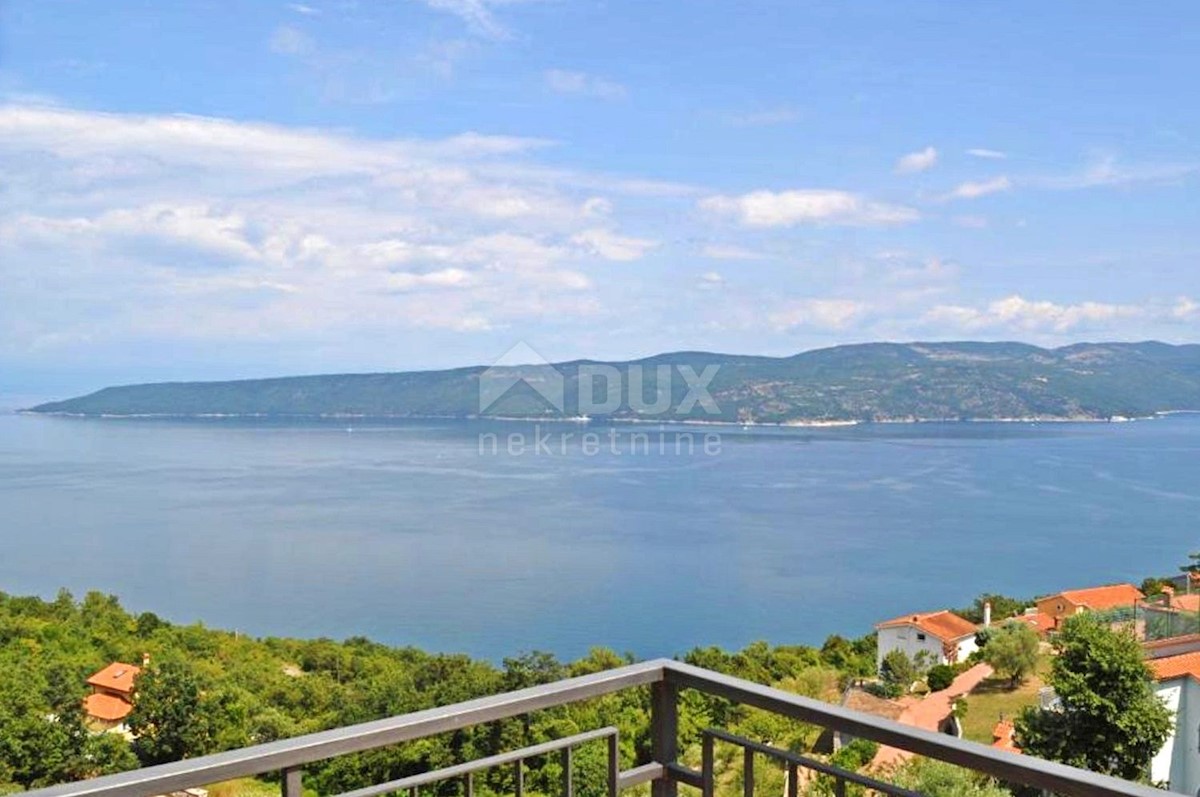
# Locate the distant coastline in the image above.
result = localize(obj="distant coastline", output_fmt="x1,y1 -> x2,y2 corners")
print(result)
23,340 -> 1200,424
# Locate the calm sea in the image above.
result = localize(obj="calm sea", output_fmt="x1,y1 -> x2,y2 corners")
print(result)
1,412 -> 1197,661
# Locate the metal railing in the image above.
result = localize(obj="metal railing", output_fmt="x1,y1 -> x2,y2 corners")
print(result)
334,727 -> 619,797
22,658 -> 1166,797
701,728 -> 922,797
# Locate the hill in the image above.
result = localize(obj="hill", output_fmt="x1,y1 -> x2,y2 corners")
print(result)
27,341 -> 1200,423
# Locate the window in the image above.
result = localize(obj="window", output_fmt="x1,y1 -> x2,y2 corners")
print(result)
917,633 -> 926,641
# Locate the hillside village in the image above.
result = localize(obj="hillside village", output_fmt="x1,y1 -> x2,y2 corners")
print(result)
866,577 -> 1200,793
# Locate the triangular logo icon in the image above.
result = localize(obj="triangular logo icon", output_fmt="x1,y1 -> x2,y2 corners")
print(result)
478,341 -> 565,413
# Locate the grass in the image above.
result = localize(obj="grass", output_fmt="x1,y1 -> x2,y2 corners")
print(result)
959,655 -> 1052,744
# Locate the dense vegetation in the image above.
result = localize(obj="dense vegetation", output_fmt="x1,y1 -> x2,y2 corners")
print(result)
29,341 -> 1200,422
0,589 -> 891,796
1015,614 -> 1172,783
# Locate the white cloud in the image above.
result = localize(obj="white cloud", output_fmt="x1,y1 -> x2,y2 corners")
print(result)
697,271 -> 725,290
1031,154 -> 1199,191
699,189 -> 918,228
944,175 -> 1011,201
415,0 -> 539,40
544,70 -> 627,100
269,25 -> 314,56
581,197 -> 612,217
895,146 -> 938,174
570,228 -> 657,261
700,244 -> 764,261
386,268 -> 477,291
966,148 -> 1007,160
0,103 -> 675,350
770,299 -> 869,331
924,294 -> 1147,333
952,215 -> 988,229
287,3 -> 320,15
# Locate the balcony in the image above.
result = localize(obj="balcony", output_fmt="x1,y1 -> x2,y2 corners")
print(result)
21,659 -> 1161,797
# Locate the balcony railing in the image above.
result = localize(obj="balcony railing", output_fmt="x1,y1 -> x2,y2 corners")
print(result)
22,659 -> 1163,797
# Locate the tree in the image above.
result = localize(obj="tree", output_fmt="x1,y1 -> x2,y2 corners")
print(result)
879,650 -> 917,696
891,758 -> 1012,797
128,661 -> 216,766
981,622 -> 1039,687
926,664 -> 955,692
1180,551 -> 1200,575
958,594 -> 1031,625
1014,614 -> 1172,782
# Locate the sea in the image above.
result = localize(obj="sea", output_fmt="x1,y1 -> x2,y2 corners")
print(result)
1,411 -> 1197,661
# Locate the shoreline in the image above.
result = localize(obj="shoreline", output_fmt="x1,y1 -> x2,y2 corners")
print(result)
13,409 -> 1179,427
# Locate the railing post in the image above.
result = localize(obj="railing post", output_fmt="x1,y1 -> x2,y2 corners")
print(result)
466,772 -> 474,797
561,746 -> 573,797
701,733 -> 714,797
514,760 -> 523,797
651,679 -> 679,797
606,732 -> 619,797
742,748 -> 753,797
786,763 -> 797,797
282,767 -> 303,797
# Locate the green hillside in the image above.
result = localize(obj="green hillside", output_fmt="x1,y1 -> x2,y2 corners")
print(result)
28,341 -> 1200,422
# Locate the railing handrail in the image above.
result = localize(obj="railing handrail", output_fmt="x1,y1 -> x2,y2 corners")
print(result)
19,657 -> 1166,797
24,659 -> 667,797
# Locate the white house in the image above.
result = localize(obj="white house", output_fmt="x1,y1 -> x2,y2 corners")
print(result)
1150,650 -> 1200,793
875,610 -> 979,674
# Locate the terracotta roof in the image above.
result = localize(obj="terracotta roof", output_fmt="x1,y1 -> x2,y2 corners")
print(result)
991,720 -> 1020,753
1171,594 -> 1200,613
1151,651 -> 1200,682
86,662 -> 141,695
1050,583 -> 1144,611
84,692 -> 134,722
1010,612 -> 1055,634
840,687 -> 905,721
876,610 -> 977,641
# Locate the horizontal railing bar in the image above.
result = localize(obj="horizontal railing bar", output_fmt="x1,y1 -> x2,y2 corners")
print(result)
21,659 -> 669,797
704,729 -> 922,797
617,763 -> 664,790
665,763 -> 702,789
665,660 -> 1162,797
334,727 -> 617,797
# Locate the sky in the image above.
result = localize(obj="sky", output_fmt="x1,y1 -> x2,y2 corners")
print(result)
2,1 -> 1200,398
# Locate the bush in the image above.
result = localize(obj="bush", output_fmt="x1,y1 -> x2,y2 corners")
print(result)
926,664 -> 955,692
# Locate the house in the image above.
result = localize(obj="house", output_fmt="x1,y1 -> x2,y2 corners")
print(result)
1033,583 -> 1144,631
875,610 -> 978,673
1150,651 -> 1200,794
1009,608 -> 1056,636
84,659 -> 143,732
1141,588 -> 1200,640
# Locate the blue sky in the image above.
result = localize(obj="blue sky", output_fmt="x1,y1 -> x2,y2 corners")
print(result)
2,1 -> 1199,398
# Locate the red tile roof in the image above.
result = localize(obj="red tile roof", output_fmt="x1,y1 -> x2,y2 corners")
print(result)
84,692 -> 134,722
1010,612 -> 1055,634
1051,583 -> 1144,611
86,662 -> 141,696
991,719 -> 1020,753
1151,651 -> 1200,682
1170,594 -> 1200,613
876,610 -> 977,641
